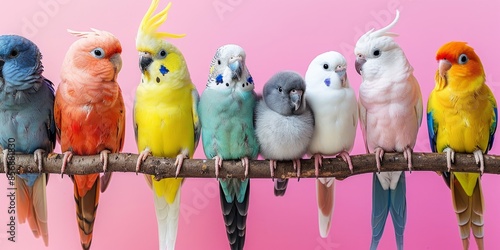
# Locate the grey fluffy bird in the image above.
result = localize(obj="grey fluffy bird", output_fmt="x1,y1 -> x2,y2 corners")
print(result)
255,71 -> 314,196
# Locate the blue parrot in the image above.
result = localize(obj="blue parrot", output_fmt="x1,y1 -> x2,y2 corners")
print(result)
0,35 -> 56,246
198,44 -> 259,250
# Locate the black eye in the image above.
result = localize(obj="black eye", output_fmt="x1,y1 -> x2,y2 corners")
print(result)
91,48 -> 105,58
323,64 -> 329,70
217,60 -> 221,65
9,50 -> 18,58
458,54 -> 468,65
159,50 -> 167,58
373,49 -> 381,57
278,87 -> 283,92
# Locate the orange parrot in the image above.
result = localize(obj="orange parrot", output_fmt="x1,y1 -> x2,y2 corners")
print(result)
54,29 -> 125,250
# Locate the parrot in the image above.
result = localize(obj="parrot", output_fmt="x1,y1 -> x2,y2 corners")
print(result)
134,1 -> 200,249
427,41 -> 496,250
354,10 -> 423,250
305,51 -> 358,238
55,29 -> 125,249
0,35 -> 55,246
255,71 -> 314,196
198,44 -> 259,250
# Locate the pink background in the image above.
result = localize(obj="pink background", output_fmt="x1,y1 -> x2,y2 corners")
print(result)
1,0 -> 500,249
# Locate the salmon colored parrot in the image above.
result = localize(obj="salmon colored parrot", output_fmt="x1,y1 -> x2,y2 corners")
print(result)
427,41 -> 497,250
55,29 -> 125,250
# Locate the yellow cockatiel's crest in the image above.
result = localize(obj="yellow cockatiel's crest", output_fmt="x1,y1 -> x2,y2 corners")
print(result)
136,0 -> 185,52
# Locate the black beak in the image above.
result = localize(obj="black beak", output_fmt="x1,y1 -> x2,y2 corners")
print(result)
139,54 -> 153,73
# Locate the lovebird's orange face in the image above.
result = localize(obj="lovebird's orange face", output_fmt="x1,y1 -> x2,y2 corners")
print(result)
435,41 -> 485,91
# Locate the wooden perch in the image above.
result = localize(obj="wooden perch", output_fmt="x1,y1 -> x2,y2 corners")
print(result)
1,152 -> 499,180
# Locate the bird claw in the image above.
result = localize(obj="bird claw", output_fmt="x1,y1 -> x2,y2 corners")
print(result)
294,159 -> 301,181
269,160 -> 276,181
313,154 -> 322,178
443,147 -> 455,172
241,157 -> 249,178
403,147 -> 413,173
338,151 -> 354,174
374,148 -> 384,173
33,149 -> 46,173
136,148 -> 151,174
473,149 -> 484,175
61,151 -> 73,178
174,153 -> 188,178
100,150 -> 111,173
214,156 -> 222,178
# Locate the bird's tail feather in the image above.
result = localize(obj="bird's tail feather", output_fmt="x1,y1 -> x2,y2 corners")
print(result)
316,177 -> 334,238
154,187 -> 181,250
73,175 -> 100,250
16,174 -> 49,246
220,180 -> 250,250
451,174 -> 484,240
274,179 -> 288,196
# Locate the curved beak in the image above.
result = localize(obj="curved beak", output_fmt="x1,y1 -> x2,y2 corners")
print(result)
355,56 -> 366,75
438,59 -> 452,78
229,55 -> 243,80
335,66 -> 347,87
290,89 -> 303,111
110,53 -> 122,74
139,52 -> 153,73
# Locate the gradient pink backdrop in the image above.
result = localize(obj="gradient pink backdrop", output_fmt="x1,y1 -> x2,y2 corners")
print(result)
1,0 -> 500,249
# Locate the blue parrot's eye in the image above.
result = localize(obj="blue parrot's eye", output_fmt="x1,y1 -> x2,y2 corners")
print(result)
373,49 -> 381,57
278,87 -> 283,92
9,50 -> 18,58
91,48 -> 105,59
458,54 -> 468,65
159,50 -> 167,59
323,64 -> 329,70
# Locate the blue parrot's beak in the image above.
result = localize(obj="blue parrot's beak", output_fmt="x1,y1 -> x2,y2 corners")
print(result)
290,89 -> 303,112
229,56 -> 243,80
355,56 -> 366,75
139,53 -> 153,73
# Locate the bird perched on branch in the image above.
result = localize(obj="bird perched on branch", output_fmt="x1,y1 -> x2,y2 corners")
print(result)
55,29 -> 125,249
134,1 -> 200,249
0,35 -> 55,246
305,51 -> 358,238
427,41 -> 496,250
199,44 -> 259,250
255,71 -> 314,196
355,10 -> 422,250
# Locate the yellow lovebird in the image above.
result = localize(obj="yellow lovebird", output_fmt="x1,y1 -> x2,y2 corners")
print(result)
134,1 -> 200,250
427,41 -> 497,250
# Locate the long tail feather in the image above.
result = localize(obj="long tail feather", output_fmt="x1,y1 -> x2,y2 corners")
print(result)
219,180 -> 250,250
371,173 -> 389,250
16,174 -> 49,246
154,187 -> 181,250
316,177 -> 334,238
451,174 -> 484,240
389,172 -> 406,250
74,175 -> 100,250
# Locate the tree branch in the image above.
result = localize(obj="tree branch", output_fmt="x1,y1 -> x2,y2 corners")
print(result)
0,152 -> 498,180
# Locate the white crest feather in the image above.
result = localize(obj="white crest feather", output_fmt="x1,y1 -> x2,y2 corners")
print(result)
359,10 -> 400,42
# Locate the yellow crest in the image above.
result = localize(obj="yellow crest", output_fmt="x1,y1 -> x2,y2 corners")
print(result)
136,0 -> 185,50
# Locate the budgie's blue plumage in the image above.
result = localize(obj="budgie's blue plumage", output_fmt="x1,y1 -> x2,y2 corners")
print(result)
0,35 -> 55,246
199,44 -> 258,250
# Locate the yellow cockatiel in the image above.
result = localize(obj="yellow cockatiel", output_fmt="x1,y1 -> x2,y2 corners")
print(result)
427,41 -> 497,250
134,1 -> 200,250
